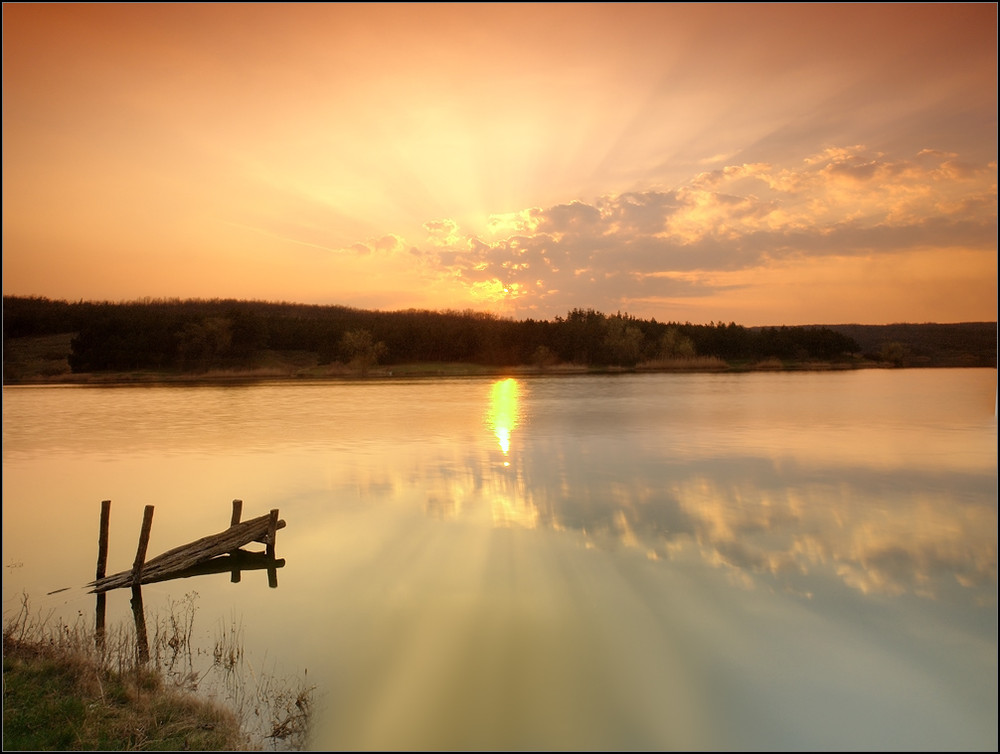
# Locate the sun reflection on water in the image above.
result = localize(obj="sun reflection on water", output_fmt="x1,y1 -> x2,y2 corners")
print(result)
484,378 -> 540,528
487,378 -> 520,465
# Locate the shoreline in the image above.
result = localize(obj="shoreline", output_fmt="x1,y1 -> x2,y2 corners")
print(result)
3,358 -> 962,389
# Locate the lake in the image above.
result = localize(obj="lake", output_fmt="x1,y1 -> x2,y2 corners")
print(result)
2,369 -> 997,750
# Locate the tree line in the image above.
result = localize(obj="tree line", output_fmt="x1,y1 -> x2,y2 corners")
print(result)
3,295 -> 992,374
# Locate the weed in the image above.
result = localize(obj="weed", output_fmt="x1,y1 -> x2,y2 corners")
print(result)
3,592 -> 314,751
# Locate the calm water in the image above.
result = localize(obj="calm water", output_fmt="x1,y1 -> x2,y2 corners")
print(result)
3,369 -> 997,751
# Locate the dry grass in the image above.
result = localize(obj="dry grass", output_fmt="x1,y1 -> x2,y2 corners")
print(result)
637,355 -> 730,371
3,593 -> 313,751
751,357 -> 785,370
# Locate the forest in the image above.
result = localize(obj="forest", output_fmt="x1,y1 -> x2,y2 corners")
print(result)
2,295 -> 996,382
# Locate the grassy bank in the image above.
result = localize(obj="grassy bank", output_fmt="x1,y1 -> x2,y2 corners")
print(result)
2,595 -> 312,751
3,635 -> 247,750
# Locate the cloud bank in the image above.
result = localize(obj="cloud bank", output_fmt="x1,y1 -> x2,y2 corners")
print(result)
355,145 -> 997,322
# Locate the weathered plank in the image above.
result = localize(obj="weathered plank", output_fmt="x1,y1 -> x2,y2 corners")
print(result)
89,512 -> 286,593
141,550 -> 285,584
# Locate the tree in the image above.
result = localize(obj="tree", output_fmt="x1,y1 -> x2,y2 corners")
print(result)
602,315 -> 644,366
879,341 -> 910,368
657,327 -> 696,359
532,345 -> 558,371
340,329 -> 388,376
177,317 -> 232,371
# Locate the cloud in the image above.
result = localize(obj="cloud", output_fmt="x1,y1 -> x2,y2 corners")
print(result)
487,209 -> 540,236
597,191 -> 682,235
424,218 -> 462,246
535,201 -> 603,236
385,146 -> 995,318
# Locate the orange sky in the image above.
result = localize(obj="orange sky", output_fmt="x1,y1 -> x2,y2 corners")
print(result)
3,3 -> 997,326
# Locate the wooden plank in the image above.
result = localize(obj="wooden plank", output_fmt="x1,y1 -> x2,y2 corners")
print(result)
136,550 -> 285,584
89,512 -> 285,593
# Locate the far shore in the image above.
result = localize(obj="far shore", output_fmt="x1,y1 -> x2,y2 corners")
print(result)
3,357 -> 912,388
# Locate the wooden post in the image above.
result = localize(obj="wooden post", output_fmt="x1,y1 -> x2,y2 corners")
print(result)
95,592 -> 107,651
130,586 -> 150,664
230,499 -> 243,527
230,499 -> 243,582
96,500 -> 111,580
266,509 -> 279,558
131,505 -> 155,587
266,508 -> 279,586
95,500 -> 111,648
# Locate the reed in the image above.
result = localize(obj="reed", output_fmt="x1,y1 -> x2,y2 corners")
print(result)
2,592 -> 313,751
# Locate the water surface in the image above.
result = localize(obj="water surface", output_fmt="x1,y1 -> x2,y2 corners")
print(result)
3,369 -> 997,750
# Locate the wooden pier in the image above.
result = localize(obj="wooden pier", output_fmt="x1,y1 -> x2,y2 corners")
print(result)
88,499 -> 285,593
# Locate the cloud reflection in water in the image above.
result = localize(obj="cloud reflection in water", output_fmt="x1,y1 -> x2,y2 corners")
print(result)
418,376 -> 998,608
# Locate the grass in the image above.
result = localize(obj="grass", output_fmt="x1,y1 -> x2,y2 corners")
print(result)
636,355 -> 729,371
3,640 -> 245,750
3,593 -> 313,751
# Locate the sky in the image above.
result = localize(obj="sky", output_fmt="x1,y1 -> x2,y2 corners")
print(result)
3,3 -> 997,326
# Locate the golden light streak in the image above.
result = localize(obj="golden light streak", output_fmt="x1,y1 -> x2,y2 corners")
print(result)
486,378 -> 521,461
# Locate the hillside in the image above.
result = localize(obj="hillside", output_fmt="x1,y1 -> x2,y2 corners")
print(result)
820,322 -> 997,367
